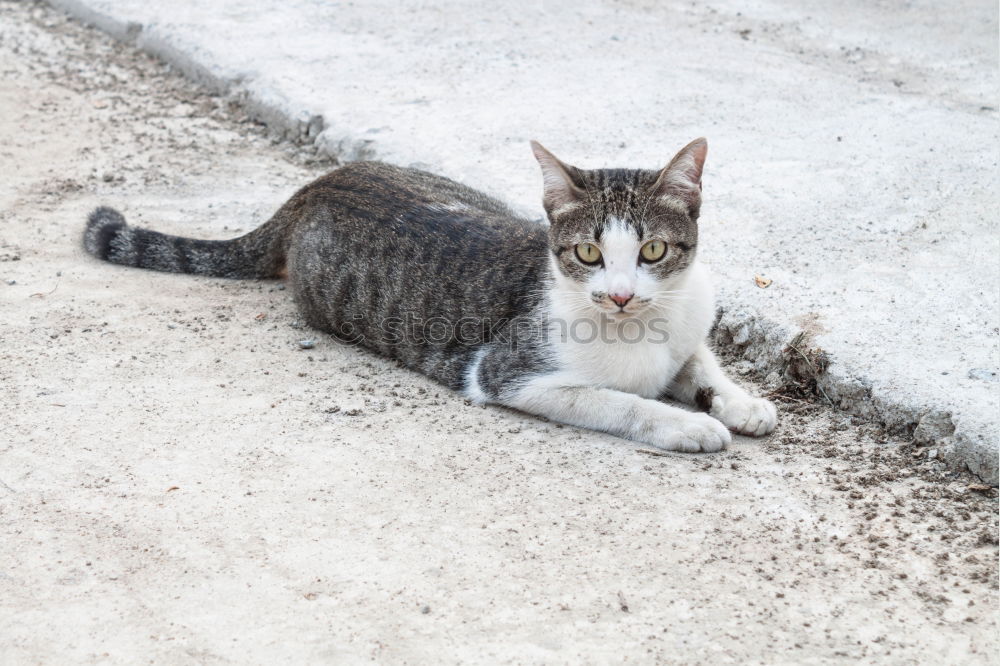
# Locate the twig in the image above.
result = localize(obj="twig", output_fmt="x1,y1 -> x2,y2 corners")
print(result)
764,391 -> 810,404
635,448 -> 670,457
30,278 -> 60,299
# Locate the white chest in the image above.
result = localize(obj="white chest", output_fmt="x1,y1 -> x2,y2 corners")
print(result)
544,262 -> 715,399
561,332 -> 680,398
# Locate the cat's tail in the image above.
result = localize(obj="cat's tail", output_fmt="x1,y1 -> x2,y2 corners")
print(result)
82,206 -> 288,279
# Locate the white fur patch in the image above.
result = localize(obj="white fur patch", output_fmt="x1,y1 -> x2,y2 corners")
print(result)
462,346 -> 490,404
546,257 -> 716,399
428,201 -> 473,214
598,217 -> 639,300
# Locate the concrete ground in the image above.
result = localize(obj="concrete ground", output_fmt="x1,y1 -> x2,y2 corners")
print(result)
42,0 -> 1000,484
0,3 -> 997,664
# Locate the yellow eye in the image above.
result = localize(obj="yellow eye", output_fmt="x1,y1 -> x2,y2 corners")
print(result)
575,242 -> 602,265
640,240 -> 667,262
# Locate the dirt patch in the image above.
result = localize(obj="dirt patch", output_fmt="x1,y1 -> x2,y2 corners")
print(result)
0,2 -> 996,663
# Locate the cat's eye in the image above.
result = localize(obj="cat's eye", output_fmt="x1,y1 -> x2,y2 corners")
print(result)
640,240 -> 667,262
575,242 -> 602,265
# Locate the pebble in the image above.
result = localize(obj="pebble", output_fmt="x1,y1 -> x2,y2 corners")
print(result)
298,339 -> 315,349
967,368 -> 997,382
5,279 -> 15,285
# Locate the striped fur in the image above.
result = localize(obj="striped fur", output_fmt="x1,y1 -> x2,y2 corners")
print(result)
83,204 -> 289,279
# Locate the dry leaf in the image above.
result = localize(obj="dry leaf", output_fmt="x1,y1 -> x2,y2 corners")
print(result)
754,275 -> 772,288
166,486 -> 180,492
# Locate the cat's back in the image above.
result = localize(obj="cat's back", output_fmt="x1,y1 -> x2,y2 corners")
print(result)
296,161 -> 544,253
286,161 -> 550,386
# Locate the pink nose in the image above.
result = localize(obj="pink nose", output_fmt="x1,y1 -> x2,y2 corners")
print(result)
609,292 -> 633,307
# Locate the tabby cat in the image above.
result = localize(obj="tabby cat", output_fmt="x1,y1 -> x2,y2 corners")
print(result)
83,138 -> 777,451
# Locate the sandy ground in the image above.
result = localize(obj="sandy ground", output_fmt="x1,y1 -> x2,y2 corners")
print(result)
0,2 -> 997,664
43,0 -> 1000,483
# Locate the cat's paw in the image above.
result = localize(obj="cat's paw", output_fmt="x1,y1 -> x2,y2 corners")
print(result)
649,413 -> 732,453
710,394 -> 777,437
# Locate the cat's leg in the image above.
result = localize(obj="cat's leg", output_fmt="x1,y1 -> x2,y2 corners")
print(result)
506,374 -> 731,452
487,372 -> 732,453
667,342 -> 777,437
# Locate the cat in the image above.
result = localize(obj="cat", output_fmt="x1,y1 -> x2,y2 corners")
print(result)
83,138 -> 777,452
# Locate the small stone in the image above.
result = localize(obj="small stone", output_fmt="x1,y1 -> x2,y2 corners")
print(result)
927,448 -> 938,459
5,279 -> 15,285
967,368 -> 997,382
420,605 -> 431,614
913,410 -> 955,446
298,339 -> 315,349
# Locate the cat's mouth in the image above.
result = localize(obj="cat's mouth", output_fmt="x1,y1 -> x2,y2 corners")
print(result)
601,302 -> 647,317
583,290 -> 651,317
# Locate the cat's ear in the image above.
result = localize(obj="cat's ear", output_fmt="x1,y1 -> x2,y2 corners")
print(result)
653,138 -> 708,215
530,140 -> 586,215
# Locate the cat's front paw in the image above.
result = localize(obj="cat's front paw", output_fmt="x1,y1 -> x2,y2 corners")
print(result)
710,394 -> 777,437
649,413 -> 732,453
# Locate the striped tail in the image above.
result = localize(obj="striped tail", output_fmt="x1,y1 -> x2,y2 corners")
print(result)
82,207 -> 287,279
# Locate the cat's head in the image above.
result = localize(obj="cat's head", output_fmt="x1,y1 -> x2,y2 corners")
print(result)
532,138 -> 706,317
